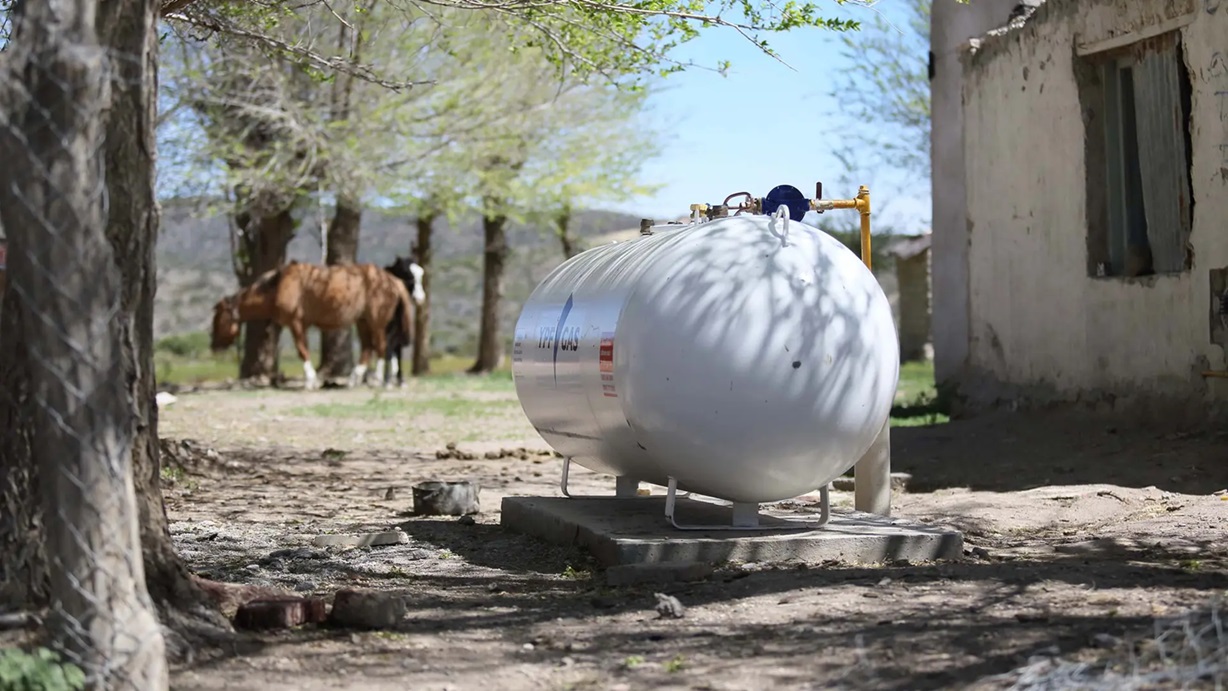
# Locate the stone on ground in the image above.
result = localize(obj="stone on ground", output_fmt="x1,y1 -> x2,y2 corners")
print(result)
328,589 -> 407,630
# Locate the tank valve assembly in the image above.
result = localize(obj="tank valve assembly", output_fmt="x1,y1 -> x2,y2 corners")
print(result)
686,182 -> 874,270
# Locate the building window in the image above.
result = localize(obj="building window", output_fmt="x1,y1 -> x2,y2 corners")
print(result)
1079,31 -> 1193,278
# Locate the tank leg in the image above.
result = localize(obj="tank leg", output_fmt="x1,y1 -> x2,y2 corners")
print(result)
730,502 -> 760,528
560,457 -> 574,498
560,458 -> 647,499
854,418 -> 892,516
615,476 -> 640,498
664,477 -> 817,531
817,484 -> 832,526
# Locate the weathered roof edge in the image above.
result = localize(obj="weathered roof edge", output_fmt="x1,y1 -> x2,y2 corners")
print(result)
960,0 -> 1076,67
885,232 -> 932,261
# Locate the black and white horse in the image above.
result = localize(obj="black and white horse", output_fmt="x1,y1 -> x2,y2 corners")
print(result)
380,255 -> 425,387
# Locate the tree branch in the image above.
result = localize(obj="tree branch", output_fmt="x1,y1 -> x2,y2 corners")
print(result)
164,9 -> 434,91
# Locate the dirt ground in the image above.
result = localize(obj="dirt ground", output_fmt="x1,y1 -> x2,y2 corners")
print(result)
151,379 -> 1228,691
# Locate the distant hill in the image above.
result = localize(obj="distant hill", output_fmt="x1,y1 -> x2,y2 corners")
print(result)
154,200 -> 644,355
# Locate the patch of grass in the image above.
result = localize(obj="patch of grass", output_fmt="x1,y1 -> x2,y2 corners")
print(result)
622,655 -> 645,669
891,360 -> 950,428
155,353 -> 242,386
896,360 -> 937,402
561,564 -> 591,580
155,331 -> 212,358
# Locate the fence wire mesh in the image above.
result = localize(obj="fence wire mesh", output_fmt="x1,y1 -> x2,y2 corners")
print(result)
0,5 -> 169,689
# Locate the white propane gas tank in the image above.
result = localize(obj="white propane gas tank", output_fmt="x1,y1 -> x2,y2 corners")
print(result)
511,213 -> 899,505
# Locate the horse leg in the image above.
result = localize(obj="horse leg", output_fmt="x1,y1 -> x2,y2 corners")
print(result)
369,322 -> 388,389
350,322 -> 372,388
374,356 -> 386,387
290,321 -> 318,390
393,347 -> 403,388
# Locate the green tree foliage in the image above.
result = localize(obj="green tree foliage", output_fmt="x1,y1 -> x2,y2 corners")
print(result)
161,0 -> 864,89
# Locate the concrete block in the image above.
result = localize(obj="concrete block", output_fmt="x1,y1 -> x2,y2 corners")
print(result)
501,496 -> 964,567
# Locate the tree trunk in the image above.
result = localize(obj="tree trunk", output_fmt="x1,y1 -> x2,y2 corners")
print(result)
555,204 -> 580,259
469,208 -> 509,374
0,0 -> 168,683
96,0 -> 229,648
411,212 -> 436,376
319,195 -> 361,380
0,275 -> 43,609
235,207 -> 296,382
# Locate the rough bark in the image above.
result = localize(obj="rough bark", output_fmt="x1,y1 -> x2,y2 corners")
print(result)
0,0 -> 48,614
469,206 -> 510,374
411,212 -> 436,376
234,206 -> 296,381
96,0 -> 231,651
0,0 -> 168,683
0,274 -> 43,608
319,195 -> 361,380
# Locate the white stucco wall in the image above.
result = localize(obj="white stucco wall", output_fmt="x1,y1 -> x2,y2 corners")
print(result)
961,0 -> 1228,407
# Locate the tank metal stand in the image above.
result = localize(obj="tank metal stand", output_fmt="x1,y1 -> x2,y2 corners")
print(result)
559,457 -> 657,499
663,477 -> 832,531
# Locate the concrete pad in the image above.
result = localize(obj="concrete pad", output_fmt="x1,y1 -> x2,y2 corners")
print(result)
501,496 -> 964,567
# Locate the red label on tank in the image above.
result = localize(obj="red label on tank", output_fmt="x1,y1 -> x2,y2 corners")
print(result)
599,332 -> 616,397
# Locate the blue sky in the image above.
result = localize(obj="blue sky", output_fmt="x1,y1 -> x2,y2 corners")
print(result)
612,1 -> 931,234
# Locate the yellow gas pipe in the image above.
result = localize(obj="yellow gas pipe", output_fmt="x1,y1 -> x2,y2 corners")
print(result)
813,185 -> 872,270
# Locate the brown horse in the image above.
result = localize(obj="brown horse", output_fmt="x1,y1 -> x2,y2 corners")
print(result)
210,261 -> 413,389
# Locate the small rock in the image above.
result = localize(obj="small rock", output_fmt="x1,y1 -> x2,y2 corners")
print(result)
653,592 -> 685,619
605,561 -> 712,587
589,595 -> 617,609
1092,633 -> 1121,648
311,531 -> 409,549
413,480 -> 480,516
971,546 -> 992,560
293,581 -> 316,592
560,656 -> 574,667
457,515 -> 476,526
522,643 -> 535,651
234,598 -> 328,630
328,589 -> 407,630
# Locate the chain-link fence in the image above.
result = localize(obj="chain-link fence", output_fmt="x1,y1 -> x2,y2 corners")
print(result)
0,0 -> 168,688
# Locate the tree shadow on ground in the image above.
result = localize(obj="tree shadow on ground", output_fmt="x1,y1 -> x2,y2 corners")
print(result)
889,408 -> 1228,495
172,543 -> 1228,689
